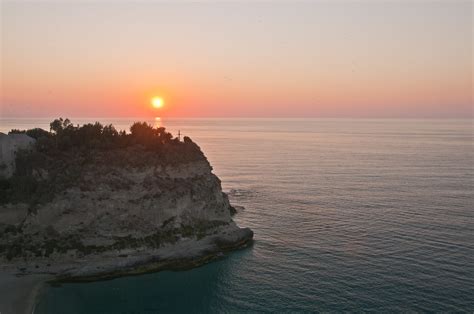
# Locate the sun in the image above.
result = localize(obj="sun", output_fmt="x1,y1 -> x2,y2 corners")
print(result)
151,97 -> 164,109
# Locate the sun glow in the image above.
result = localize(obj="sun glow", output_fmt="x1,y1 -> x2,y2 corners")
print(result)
151,97 -> 164,109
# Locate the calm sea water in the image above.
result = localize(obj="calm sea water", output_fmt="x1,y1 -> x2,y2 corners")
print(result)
2,118 -> 473,312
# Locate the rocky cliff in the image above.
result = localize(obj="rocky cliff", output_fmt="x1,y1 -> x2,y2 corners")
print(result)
0,121 -> 253,280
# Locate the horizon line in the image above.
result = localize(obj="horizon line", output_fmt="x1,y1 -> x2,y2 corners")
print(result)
1,116 -> 473,120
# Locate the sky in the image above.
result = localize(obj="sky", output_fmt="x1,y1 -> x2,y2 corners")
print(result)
0,0 -> 472,118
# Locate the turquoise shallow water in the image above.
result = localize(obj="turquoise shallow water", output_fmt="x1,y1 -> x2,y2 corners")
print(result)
2,118 -> 472,312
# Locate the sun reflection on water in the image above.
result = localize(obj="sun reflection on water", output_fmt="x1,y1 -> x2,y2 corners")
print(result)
154,117 -> 161,128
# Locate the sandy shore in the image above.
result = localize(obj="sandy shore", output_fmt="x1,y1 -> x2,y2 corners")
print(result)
0,273 -> 51,314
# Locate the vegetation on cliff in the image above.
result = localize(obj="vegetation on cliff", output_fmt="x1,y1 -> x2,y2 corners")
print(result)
0,118 -> 205,208
9,118 -> 193,152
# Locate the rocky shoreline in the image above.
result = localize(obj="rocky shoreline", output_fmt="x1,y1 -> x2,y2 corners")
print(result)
0,220 -> 254,281
0,222 -> 253,313
53,224 -> 253,282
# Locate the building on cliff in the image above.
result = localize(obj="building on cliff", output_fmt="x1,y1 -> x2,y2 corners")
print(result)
0,133 -> 36,179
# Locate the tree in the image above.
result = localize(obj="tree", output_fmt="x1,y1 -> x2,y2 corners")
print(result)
130,122 -> 154,137
130,122 -> 155,146
50,118 -> 73,134
50,119 -> 63,133
102,124 -> 118,138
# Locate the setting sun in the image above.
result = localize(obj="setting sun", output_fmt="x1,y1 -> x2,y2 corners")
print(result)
151,97 -> 164,109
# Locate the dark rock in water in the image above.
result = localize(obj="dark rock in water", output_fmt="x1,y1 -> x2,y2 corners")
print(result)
223,192 -> 237,215
229,205 -> 238,216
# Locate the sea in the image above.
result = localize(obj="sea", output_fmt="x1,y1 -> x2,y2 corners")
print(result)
1,118 -> 473,313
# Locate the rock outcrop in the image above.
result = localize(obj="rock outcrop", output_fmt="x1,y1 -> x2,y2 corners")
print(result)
0,133 -> 35,179
0,128 -> 253,280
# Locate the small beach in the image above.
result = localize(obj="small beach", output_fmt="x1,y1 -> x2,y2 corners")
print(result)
0,273 -> 50,314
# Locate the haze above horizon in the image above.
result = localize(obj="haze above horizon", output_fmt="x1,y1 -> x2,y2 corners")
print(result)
1,1 -> 472,118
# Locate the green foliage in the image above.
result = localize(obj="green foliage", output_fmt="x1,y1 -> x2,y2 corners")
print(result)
34,118 -> 178,152
49,118 -> 73,134
1,118 -> 205,207
9,128 -> 51,141
4,176 -> 38,203
7,118 -> 185,157
129,122 -> 173,147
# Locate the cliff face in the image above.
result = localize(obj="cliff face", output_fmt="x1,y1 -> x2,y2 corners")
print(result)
0,134 -> 252,278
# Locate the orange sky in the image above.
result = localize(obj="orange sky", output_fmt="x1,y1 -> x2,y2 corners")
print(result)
1,1 -> 472,118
